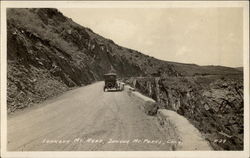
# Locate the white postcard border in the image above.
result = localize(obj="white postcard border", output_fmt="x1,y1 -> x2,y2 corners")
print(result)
1,1 -> 249,158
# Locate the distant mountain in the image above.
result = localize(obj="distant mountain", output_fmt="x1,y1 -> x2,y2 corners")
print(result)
235,67 -> 243,72
7,8 -> 242,112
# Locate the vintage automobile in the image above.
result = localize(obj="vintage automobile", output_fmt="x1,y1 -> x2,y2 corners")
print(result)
103,73 -> 119,92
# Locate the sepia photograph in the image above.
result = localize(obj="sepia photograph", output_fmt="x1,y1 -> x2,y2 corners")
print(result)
1,1 -> 249,158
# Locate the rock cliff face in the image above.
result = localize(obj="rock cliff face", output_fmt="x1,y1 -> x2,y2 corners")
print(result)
7,8 -> 244,150
7,8 -> 242,113
128,74 -> 243,150
7,8 -> 145,112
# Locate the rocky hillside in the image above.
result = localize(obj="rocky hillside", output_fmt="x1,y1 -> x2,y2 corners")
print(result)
7,8 -> 243,151
127,74 -> 243,150
7,8 -> 242,115
7,8 -> 144,112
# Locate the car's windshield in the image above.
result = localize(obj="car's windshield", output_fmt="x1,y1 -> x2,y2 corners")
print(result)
105,75 -> 116,80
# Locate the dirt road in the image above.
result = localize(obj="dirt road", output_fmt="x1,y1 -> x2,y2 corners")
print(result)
8,82 -> 178,151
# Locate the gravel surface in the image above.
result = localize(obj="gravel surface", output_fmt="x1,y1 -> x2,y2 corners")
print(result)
8,82 -> 175,151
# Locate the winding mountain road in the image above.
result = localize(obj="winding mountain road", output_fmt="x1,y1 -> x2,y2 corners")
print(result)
8,82 -> 177,151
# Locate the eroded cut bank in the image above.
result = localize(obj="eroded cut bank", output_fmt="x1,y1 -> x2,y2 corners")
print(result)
126,84 -> 212,150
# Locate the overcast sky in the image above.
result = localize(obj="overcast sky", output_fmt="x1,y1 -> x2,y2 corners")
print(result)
59,8 -> 243,67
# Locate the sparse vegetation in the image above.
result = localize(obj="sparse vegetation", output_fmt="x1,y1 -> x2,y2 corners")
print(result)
7,8 -> 243,151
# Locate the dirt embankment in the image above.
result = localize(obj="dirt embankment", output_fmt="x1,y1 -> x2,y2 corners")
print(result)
127,75 -> 243,150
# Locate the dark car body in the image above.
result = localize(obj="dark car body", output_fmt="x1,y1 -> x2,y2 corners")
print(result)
103,73 -> 119,91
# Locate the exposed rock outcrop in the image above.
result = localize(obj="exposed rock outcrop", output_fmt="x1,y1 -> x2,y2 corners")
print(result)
7,8 -> 244,151
7,8 -> 242,113
128,75 -> 243,150
7,8 -> 145,112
